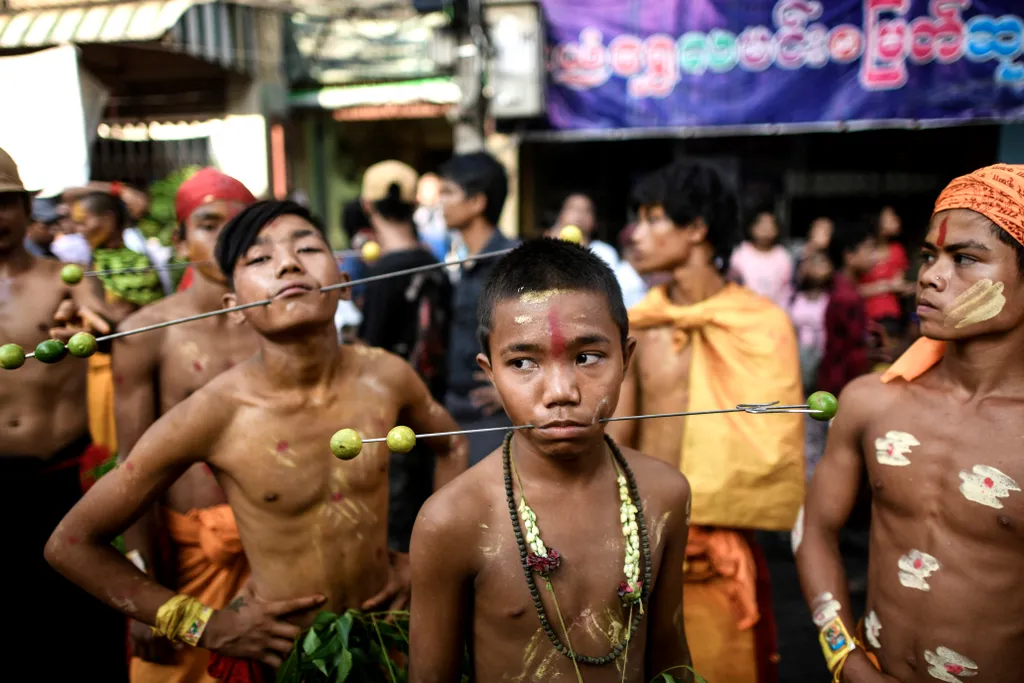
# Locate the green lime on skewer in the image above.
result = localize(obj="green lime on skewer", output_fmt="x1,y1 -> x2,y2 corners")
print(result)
807,391 -> 838,422
67,332 -> 98,358
60,264 -> 84,285
386,426 -> 417,454
0,343 -> 25,370
34,339 -> 67,364
330,428 -> 363,460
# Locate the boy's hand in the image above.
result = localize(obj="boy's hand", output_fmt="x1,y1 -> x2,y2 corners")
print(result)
361,550 -> 411,614
201,594 -> 326,667
841,651 -> 900,683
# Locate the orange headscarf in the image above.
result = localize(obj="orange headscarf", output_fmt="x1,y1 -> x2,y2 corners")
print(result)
882,164 -> 1024,383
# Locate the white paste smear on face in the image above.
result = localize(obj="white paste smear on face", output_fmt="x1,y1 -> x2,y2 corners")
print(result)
791,505 -> 805,555
898,549 -> 940,591
924,647 -> 978,681
514,315 -> 533,325
875,431 -> 920,467
959,465 -> 1020,509
864,610 -> 882,649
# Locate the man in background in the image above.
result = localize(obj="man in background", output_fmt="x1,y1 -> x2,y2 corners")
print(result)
438,151 -> 515,465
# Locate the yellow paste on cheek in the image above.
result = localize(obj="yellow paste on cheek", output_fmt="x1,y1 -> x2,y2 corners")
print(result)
944,279 -> 1006,329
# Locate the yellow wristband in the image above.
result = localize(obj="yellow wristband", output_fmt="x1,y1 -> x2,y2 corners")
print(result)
153,595 -> 214,647
819,616 -> 855,673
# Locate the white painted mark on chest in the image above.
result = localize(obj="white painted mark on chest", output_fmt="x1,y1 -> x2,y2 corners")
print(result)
875,431 -> 920,467
959,465 -> 1020,509
791,505 -> 805,555
898,549 -> 940,591
924,646 -> 978,681
864,610 -> 882,649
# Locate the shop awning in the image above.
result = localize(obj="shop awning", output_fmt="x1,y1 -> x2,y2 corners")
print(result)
0,0 -> 203,48
289,77 -> 462,111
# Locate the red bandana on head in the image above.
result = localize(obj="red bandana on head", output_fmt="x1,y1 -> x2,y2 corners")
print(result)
175,168 -> 255,223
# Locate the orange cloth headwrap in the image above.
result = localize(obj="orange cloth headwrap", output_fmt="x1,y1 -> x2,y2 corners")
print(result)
175,168 -> 255,224
882,164 -> 1024,384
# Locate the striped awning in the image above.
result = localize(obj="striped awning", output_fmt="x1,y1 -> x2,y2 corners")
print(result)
0,0 -> 202,48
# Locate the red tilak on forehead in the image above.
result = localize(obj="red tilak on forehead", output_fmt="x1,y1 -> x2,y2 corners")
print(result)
937,217 -> 948,246
548,308 -> 565,356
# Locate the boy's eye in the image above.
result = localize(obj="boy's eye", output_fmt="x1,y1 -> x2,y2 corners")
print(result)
577,353 -> 602,366
509,358 -> 537,371
953,254 -> 976,266
920,251 -> 934,264
298,246 -> 323,253
245,255 -> 269,265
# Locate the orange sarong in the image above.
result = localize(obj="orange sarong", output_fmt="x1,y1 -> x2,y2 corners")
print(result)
130,505 -> 249,683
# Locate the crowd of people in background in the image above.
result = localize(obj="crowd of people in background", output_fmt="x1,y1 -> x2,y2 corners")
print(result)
3,140 -> 937,683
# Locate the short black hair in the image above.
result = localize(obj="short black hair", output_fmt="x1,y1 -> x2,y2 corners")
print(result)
342,199 -> 370,240
827,221 -> 874,270
987,220 -> 1024,275
371,184 -> 416,224
439,152 -> 508,226
80,191 -> 128,231
477,238 -> 628,357
630,161 -> 740,268
215,200 -> 326,285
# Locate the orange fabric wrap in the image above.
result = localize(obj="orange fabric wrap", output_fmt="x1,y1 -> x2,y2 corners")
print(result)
87,352 -> 117,455
628,284 -> 805,530
684,526 -> 759,631
884,164 -> 1024,384
130,505 -> 249,683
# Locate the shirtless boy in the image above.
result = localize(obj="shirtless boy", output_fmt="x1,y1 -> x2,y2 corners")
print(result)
114,169 -> 257,678
409,238 -> 693,683
46,200 -> 468,672
795,164 -> 1024,683
0,147 -> 126,679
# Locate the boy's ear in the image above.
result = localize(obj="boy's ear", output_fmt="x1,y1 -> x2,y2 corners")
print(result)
622,336 -> 637,379
223,292 -> 246,325
476,352 -> 494,383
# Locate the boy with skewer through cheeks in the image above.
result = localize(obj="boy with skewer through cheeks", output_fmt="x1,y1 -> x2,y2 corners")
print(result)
45,200 -> 469,680
409,239 -> 694,682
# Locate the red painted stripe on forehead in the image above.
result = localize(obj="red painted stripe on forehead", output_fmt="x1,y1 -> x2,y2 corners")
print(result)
548,308 -> 565,356
937,217 -> 948,246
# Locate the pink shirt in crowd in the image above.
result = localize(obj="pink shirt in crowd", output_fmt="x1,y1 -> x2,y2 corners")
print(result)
728,241 -> 794,307
789,291 -> 829,356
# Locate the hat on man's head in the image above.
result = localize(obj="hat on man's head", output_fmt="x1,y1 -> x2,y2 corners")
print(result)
0,146 -> 36,194
362,160 -> 418,204
175,167 -> 256,223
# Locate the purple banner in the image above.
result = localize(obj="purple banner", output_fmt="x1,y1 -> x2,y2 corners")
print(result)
543,0 -> 1024,130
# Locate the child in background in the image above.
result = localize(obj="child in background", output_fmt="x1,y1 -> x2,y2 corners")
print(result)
728,208 -> 794,307
788,249 -> 832,395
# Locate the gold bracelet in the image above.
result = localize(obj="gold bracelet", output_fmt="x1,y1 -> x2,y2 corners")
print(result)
153,595 -> 214,647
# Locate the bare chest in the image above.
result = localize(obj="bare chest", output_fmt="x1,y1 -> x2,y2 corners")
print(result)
158,326 -> 257,407
863,408 -> 1024,545
0,274 -> 66,346
215,391 -> 403,515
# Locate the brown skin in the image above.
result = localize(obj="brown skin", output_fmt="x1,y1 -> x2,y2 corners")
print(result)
0,192 -> 115,459
796,208 -> 1024,682
409,290 -> 692,683
116,199 -> 256,663
606,205 -> 725,455
46,215 -> 468,668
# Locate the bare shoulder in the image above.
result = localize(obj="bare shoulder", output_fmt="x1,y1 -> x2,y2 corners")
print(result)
117,291 -> 193,333
413,454 -> 497,560
345,343 -> 425,392
618,444 -> 691,513
832,371 -> 904,433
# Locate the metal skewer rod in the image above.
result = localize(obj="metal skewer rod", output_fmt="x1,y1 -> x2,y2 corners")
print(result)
358,402 -> 820,443
25,248 -> 514,359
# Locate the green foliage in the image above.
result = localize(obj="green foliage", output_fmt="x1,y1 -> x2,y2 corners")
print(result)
137,166 -> 201,246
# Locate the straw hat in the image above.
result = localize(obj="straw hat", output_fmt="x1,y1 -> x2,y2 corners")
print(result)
0,146 -> 37,194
